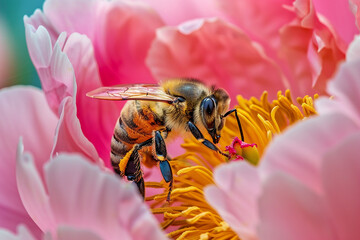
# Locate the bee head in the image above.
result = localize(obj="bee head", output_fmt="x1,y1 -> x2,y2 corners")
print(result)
200,88 -> 230,144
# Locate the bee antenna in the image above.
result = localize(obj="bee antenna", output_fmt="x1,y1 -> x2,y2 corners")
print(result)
222,109 -> 244,142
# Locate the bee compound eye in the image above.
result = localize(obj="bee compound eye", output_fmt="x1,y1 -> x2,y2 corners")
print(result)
203,97 -> 215,115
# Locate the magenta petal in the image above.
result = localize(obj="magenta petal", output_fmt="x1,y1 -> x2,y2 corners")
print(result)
312,0 -> 358,44
257,173 -> 334,240
205,162 -> 260,240
0,87 -> 57,237
53,97 -> 103,167
322,133 -> 360,239
44,154 -> 166,240
147,19 -> 286,100
261,113 -> 359,194
94,1 -> 163,86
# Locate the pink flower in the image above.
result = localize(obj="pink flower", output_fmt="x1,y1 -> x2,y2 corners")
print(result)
24,0 -> 355,171
205,35 -> 360,239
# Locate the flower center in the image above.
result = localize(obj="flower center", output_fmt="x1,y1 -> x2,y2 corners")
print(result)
146,90 -> 317,239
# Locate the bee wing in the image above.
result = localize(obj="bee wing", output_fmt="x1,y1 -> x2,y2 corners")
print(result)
86,84 -> 177,103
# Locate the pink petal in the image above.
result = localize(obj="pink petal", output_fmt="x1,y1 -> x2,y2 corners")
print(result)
312,0 -> 358,44
62,33 -> 121,166
44,154 -> 167,240
16,140 -> 56,233
322,133 -> 360,239
141,0 -> 223,25
25,23 -> 74,114
43,0 -> 100,40
257,173 -> 335,240
0,86 -> 57,237
93,0 -> 164,86
204,162 -> 260,240
217,0 -> 294,50
0,225 -> 37,240
279,0 -> 346,97
25,24 -> 52,67
53,97 -> 103,167
147,18 -> 286,101
317,58 -> 360,124
261,113 -> 359,195
24,10 -> 59,45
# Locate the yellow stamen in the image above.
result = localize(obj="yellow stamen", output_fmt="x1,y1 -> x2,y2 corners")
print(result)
147,90 -> 317,239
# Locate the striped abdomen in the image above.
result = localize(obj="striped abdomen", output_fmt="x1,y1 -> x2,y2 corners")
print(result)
110,100 -> 165,174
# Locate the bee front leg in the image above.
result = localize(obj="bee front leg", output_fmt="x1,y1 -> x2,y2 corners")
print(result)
187,121 -> 230,158
154,130 -> 173,202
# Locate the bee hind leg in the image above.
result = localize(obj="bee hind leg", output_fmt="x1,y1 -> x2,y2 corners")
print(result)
154,130 -> 173,202
122,138 -> 153,199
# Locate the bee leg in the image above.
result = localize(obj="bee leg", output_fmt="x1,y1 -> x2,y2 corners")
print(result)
123,138 -> 153,199
187,121 -> 230,158
222,108 -> 244,141
154,130 -> 173,202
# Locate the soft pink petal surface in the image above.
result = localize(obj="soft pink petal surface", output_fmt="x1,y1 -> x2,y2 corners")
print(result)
260,113 -> 358,195
322,133 -> 360,240
16,151 -> 167,240
0,87 -> 57,238
257,173 -> 335,240
205,162 -> 260,240
147,18 -> 286,100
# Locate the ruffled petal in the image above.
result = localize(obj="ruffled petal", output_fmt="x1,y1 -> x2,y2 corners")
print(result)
260,113 -> 359,195
257,173 -> 334,240
312,0 -> 358,43
279,0 -> 346,96
204,162 -> 260,240
322,133 -> 360,239
147,18 -> 286,100
0,86 -> 57,237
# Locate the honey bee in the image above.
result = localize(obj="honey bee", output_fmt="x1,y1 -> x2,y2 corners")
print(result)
87,79 -> 243,201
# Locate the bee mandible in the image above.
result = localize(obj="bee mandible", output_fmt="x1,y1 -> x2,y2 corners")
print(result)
87,79 -> 244,201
